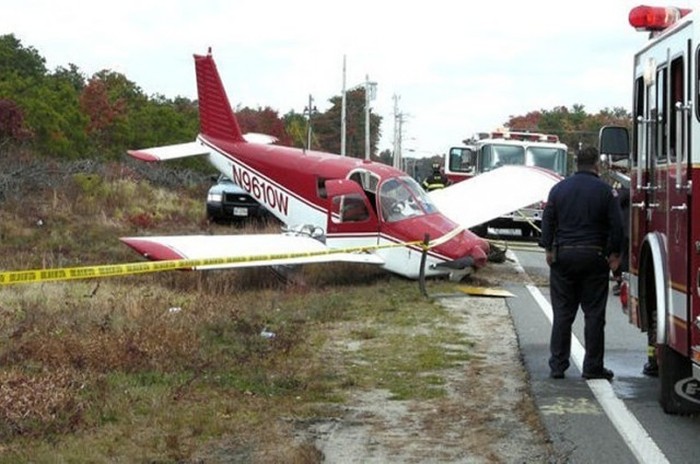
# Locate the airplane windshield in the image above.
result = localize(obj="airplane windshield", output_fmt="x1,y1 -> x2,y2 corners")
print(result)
379,176 -> 438,222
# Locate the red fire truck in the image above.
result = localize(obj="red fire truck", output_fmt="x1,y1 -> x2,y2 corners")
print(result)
600,4 -> 700,414
445,130 -> 568,236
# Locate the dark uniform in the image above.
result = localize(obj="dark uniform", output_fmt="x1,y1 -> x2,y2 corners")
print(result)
539,148 -> 624,380
422,163 -> 449,192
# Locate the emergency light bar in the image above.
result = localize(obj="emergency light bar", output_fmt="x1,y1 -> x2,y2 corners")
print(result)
488,131 -> 559,143
629,5 -> 692,31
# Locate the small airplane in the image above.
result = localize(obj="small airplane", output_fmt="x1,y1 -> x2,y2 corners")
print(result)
122,49 -> 562,280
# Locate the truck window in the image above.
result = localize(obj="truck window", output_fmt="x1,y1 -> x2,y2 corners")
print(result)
482,145 -> 525,171
448,147 -> 475,173
527,147 -> 567,175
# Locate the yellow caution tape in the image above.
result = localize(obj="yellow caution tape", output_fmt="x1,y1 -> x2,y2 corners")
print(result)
0,240 -> 423,286
428,226 -> 465,248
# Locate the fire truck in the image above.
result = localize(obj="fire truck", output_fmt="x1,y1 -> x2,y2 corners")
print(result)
599,4 -> 700,414
445,130 -> 568,236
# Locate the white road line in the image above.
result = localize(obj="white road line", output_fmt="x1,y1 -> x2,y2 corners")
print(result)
526,283 -> 670,464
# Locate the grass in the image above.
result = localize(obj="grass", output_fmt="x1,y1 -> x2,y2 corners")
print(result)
0,155 -> 477,461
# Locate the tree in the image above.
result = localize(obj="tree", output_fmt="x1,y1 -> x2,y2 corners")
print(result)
0,35 -> 88,158
52,64 -> 87,93
80,70 -> 151,158
80,77 -> 127,154
127,94 -> 198,149
236,106 -> 293,146
0,99 -> 32,152
504,111 -> 542,133
0,34 -> 46,80
504,104 -> 632,152
283,111 -> 310,149
313,87 -> 382,158
30,77 -> 89,158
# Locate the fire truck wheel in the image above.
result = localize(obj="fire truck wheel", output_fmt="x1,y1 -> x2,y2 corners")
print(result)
658,343 -> 700,415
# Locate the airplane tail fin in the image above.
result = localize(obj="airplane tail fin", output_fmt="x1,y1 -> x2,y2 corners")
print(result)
194,50 -> 245,143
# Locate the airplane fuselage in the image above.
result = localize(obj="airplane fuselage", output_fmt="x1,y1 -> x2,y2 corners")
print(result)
198,134 -> 489,278
125,51 -> 494,280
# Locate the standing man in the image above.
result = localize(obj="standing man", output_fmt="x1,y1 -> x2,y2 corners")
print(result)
422,162 -> 450,192
539,146 -> 624,381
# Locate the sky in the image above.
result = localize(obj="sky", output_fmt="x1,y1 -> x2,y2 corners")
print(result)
0,0 -> 688,158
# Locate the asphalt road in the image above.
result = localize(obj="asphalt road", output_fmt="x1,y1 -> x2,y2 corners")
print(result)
509,247 -> 700,464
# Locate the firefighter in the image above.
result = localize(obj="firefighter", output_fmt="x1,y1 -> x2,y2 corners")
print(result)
539,146 -> 624,381
422,162 -> 450,192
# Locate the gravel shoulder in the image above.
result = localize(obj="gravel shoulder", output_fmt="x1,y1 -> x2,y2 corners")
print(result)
298,257 -> 560,463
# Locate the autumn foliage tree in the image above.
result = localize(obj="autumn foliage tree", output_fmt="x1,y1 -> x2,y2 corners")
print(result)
236,106 -> 293,146
0,99 -> 31,151
1,33 -> 633,173
504,104 -> 632,151
80,77 -> 127,151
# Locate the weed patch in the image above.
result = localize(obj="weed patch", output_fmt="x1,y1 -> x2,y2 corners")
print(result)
0,155 -> 482,460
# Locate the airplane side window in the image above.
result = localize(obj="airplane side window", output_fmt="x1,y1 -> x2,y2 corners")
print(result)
331,194 -> 369,224
349,172 -> 363,186
317,177 -> 328,198
348,169 -> 380,194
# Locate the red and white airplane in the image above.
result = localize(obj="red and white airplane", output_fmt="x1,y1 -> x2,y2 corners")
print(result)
122,50 -> 562,280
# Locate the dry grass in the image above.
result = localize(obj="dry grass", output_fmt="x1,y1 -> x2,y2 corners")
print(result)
0,157 -> 483,461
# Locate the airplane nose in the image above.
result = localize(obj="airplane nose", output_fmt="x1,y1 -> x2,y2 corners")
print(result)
470,245 -> 488,268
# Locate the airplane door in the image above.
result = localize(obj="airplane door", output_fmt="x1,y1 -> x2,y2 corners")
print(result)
324,179 -> 380,237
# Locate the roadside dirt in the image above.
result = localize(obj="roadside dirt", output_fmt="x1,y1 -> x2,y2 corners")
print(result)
296,253 -> 561,463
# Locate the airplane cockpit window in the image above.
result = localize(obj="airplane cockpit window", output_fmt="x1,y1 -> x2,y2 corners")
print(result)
379,176 -> 437,222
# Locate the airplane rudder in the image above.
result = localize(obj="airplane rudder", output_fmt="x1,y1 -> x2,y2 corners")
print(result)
194,52 -> 244,142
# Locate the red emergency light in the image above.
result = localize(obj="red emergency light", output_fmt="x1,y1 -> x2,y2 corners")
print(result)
629,5 -> 692,31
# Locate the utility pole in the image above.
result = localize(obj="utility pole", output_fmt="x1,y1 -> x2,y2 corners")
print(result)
340,55 -> 347,156
392,94 -> 402,170
364,75 -> 377,160
304,94 -> 316,150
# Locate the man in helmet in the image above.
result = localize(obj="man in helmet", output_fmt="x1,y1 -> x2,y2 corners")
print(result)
422,162 -> 450,192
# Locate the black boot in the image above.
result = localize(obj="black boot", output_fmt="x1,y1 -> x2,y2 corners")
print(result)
643,358 -> 658,377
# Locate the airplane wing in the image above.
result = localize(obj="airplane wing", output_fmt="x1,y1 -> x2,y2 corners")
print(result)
429,165 -> 562,230
120,234 -> 385,270
127,133 -> 276,162
127,141 -> 210,162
